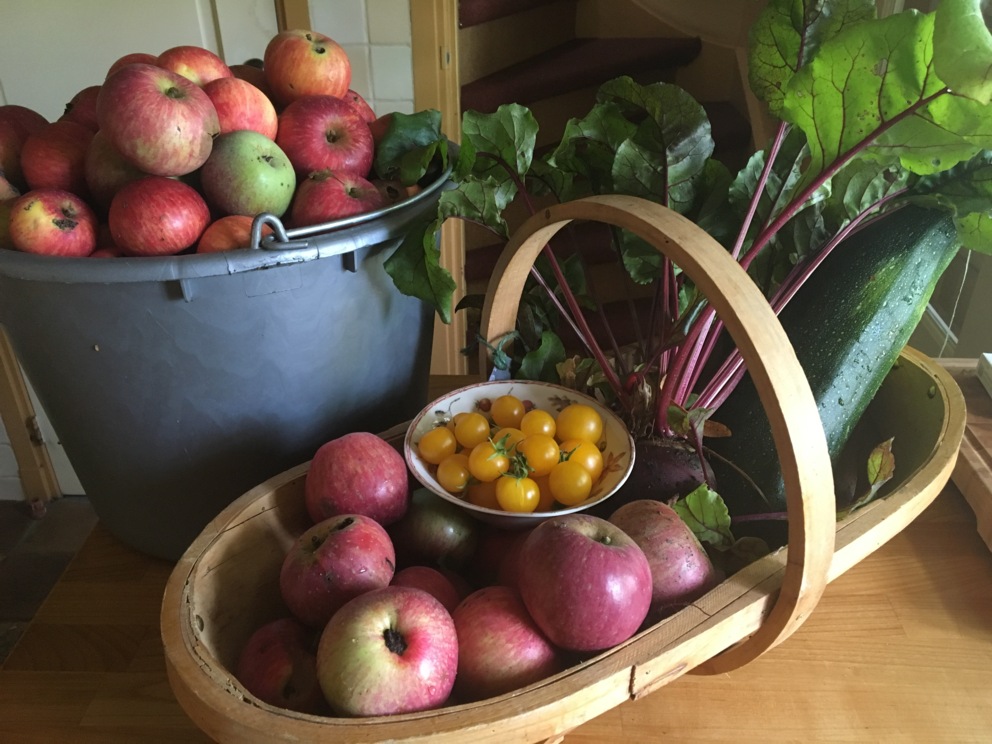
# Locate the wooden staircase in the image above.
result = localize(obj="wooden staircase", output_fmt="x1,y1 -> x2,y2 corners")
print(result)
455,0 -> 753,366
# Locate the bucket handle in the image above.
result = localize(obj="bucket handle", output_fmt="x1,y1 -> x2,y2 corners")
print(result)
249,213 -> 357,272
478,194 -> 836,673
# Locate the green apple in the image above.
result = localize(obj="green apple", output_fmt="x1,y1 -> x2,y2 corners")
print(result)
199,130 -> 296,217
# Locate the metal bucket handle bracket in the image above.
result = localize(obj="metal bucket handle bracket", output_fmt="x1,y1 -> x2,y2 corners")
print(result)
479,194 -> 837,673
250,213 -> 356,272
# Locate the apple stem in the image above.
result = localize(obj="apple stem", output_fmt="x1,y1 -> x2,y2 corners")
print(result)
383,627 -> 407,656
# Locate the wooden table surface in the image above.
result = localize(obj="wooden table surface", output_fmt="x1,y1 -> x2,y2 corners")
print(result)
1,374 -> 991,743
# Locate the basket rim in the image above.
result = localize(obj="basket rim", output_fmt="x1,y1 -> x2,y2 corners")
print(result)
160,347 -> 964,743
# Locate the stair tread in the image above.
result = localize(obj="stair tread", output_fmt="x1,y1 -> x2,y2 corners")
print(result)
460,36 -> 702,114
459,0 -> 565,29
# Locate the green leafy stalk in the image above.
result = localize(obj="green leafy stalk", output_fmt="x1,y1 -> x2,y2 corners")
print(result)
372,0 -> 992,445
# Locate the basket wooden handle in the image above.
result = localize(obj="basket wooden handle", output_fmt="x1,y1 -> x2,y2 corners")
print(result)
478,194 -> 836,673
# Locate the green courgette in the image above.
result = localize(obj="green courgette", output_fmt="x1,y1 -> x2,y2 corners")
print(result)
709,205 -> 960,515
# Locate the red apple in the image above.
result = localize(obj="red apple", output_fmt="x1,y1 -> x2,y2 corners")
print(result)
8,189 -> 97,257
280,513 -> 396,629
288,169 -> 386,227
83,130 -> 148,212
202,76 -> 278,138
230,63 -> 273,99
20,119 -> 94,196
343,89 -> 376,122
89,222 -> 124,257
0,121 -> 27,190
472,525 -> 533,588
196,215 -> 273,253
387,489 -> 478,572
452,585 -> 562,702
0,105 -> 47,190
107,176 -> 210,256
106,52 -> 158,79
0,197 -> 19,250
517,514 -> 652,652
316,586 -> 458,716
0,105 -> 48,140
235,617 -> 324,714
157,44 -> 232,87
59,85 -> 101,131
199,130 -> 296,217
97,63 -> 220,176
368,112 -> 393,147
276,94 -> 374,177
609,499 -> 720,623
391,565 -> 463,614
263,29 -> 351,106
305,431 -> 409,527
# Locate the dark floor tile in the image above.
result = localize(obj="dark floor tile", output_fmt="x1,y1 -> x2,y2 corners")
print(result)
0,551 -> 75,621
0,501 -> 36,554
0,620 -> 27,665
16,497 -> 97,554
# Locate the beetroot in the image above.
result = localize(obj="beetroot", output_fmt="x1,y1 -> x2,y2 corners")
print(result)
590,435 -> 714,518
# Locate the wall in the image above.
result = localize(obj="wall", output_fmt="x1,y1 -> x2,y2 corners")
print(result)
309,0 -> 415,115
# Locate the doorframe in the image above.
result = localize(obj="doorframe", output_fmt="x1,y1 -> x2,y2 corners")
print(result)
274,0 -> 310,31
411,0 -> 468,376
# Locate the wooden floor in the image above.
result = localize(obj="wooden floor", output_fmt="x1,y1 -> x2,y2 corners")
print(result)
0,482 -> 987,743
1,368 -> 991,743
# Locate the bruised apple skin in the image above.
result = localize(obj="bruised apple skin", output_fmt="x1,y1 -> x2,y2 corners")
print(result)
279,513 -> 396,628
304,431 -> 410,526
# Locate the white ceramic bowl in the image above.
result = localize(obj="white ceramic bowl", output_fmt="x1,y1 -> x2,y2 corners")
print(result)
404,380 -> 635,528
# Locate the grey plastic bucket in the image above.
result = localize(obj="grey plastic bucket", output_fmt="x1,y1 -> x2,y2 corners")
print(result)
0,170 -> 449,560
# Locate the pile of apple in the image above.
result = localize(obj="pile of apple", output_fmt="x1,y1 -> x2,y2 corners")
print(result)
235,428 -> 721,718
0,30 -> 407,258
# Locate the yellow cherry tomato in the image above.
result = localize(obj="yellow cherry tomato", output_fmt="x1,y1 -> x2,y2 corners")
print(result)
548,460 -> 593,506
467,441 -> 510,482
515,433 -> 560,477
454,411 -> 491,449
436,452 -> 471,493
555,403 -> 604,444
446,411 -> 469,431
466,479 -> 500,510
491,394 -> 525,429
559,438 -> 605,482
495,475 -> 541,513
417,426 -> 458,465
492,426 -> 526,452
532,474 -> 555,512
520,408 -> 556,439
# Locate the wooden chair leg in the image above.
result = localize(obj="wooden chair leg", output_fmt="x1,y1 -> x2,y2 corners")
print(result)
0,328 -> 60,511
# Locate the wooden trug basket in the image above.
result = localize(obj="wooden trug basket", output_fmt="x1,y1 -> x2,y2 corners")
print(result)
161,196 -> 966,743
